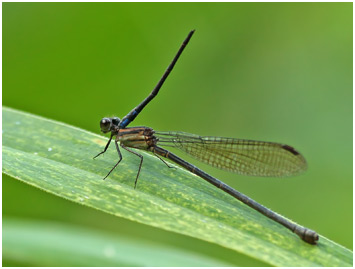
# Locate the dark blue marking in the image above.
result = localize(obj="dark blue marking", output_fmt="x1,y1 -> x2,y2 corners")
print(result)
121,119 -> 131,128
132,110 -> 138,116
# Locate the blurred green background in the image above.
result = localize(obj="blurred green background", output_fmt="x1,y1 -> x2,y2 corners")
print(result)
3,2 -> 352,266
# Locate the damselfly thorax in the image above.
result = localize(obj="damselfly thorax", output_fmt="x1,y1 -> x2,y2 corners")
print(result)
115,127 -> 156,150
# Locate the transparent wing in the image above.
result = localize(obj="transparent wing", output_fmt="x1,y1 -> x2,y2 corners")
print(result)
155,131 -> 307,177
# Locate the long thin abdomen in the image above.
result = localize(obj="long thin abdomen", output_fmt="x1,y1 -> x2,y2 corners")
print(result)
151,145 -> 318,244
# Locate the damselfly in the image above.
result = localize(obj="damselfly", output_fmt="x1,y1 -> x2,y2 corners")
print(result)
94,30 -> 319,245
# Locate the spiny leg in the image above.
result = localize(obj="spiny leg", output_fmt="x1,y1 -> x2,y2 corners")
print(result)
103,140 -> 122,180
153,152 -> 175,169
94,134 -> 113,159
121,144 -> 143,189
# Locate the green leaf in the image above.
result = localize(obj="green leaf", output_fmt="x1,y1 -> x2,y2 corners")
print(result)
3,217 -> 231,266
2,107 -> 352,266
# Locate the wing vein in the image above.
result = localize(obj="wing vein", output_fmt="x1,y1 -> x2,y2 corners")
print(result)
155,131 -> 307,177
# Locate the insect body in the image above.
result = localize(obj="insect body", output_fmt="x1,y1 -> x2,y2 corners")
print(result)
94,30 -> 318,244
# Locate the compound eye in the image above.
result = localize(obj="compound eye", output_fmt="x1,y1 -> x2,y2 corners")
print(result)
111,117 -> 121,126
100,118 -> 112,133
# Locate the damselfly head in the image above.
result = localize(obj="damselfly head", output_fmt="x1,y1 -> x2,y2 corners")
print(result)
111,117 -> 121,126
100,117 -> 121,133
